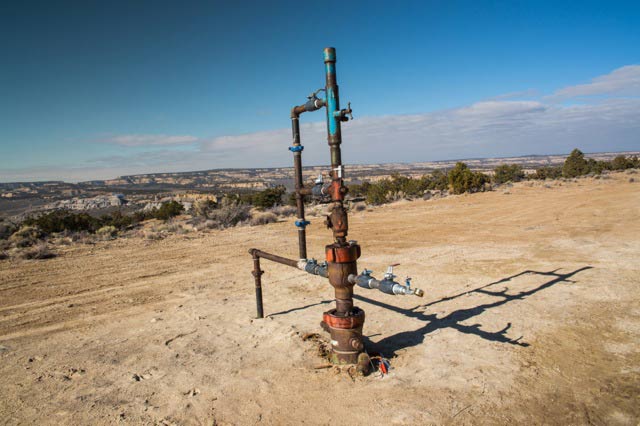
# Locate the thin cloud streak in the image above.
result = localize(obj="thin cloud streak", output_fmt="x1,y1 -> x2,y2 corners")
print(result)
106,134 -> 199,147
547,65 -> 640,101
2,65 -> 639,182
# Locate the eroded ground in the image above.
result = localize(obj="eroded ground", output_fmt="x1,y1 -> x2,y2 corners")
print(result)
1,173 -> 639,425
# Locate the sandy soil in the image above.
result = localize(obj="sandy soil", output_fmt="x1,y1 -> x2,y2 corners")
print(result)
1,173 -> 639,425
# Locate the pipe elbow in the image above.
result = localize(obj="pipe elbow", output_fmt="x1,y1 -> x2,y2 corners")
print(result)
291,105 -> 305,118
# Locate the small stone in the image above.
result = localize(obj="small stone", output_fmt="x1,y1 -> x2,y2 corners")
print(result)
184,388 -> 200,396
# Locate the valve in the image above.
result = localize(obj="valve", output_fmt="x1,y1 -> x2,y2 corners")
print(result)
308,88 -> 325,100
344,102 -> 353,121
333,102 -> 354,122
350,264 -> 423,297
384,263 -> 400,281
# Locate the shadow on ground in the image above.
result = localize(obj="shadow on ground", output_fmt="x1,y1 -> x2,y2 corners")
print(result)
354,267 -> 593,356
268,299 -> 333,317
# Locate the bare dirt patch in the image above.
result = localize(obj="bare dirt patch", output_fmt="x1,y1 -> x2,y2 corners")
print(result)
1,174 -> 639,425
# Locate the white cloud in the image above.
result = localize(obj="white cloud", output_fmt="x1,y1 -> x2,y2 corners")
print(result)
457,101 -> 547,116
164,97 -> 640,169
3,65 -> 639,182
547,65 -> 640,100
106,134 -> 199,147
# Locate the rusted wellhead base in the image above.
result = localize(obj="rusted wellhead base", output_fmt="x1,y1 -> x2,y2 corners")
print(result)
321,307 -> 370,374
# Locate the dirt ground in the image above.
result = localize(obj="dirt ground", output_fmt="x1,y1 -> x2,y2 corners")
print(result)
1,172 -> 639,425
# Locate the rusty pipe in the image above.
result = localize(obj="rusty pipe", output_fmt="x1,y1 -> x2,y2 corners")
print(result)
290,96 -> 326,260
324,47 -> 342,170
248,249 -> 299,269
290,115 -> 307,259
251,252 -> 264,318
249,249 -> 332,318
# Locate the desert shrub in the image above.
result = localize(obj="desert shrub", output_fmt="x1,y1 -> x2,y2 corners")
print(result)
563,149 -> 589,178
153,201 -> 184,221
69,231 -> 94,244
23,210 -> 101,234
611,155 -> 637,170
493,164 -> 525,184
9,226 -> 43,247
186,216 -> 206,227
250,212 -> 278,226
192,199 -> 217,217
100,211 -> 135,230
143,230 -> 164,240
96,225 -> 117,239
203,220 -> 218,229
349,169 -> 452,205
269,205 -> 297,217
0,222 -> 17,240
250,186 -> 286,209
428,170 -> 449,191
586,159 -> 612,175
352,202 -> 366,212
348,181 -> 371,198
286,192 -> 298,207
165,222 -> 188,234
207,201 -> 251,228
134,201 -> 185,222
448,162 -> 489,194
533,166 -> 562,180
19,242 -> 56,260
366,182 -> 390,205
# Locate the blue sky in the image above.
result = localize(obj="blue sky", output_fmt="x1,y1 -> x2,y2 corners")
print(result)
1,1 -> 639,182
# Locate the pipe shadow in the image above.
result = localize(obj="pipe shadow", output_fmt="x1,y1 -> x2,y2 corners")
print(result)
354,266 -> 593,357
268,299 -> 333,317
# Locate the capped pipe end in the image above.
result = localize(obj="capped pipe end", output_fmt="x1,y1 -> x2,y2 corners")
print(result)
323,47 -> 336,63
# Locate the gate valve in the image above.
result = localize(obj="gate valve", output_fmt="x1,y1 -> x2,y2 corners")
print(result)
334,102 -> 353,122
343,102 -> 353,121
405,277 -> 412,289
384,263 -> 400,281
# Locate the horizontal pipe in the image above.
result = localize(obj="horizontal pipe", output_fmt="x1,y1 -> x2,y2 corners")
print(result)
301,260 -> 329,278
248,249 -> 299,268
291,99 -> 326,118
348,273 -> 424,297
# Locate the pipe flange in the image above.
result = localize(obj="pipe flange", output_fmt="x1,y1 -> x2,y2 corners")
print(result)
322,307 -> 365,329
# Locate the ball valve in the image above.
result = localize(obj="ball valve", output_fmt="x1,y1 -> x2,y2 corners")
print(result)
349,263 -> 424,297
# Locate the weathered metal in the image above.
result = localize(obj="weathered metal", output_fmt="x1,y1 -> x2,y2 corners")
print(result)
248,47 -> 423,372
248,249 -> 298,269
251,252 -> 264,319
290,109 -> 307,260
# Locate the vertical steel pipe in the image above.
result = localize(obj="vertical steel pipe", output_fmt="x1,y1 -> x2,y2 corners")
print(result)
290,112 -> 307,260
323,47 -> 342,169
251,252 -> 264,318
